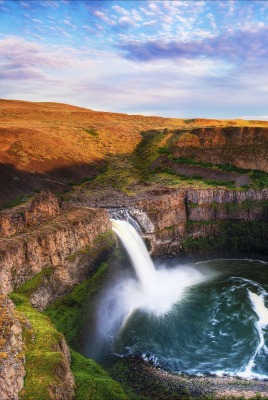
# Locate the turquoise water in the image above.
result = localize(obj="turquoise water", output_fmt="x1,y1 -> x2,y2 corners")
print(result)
85,258 -> 268,379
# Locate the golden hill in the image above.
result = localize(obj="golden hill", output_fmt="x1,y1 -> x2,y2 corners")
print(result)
0,99 -> 267,206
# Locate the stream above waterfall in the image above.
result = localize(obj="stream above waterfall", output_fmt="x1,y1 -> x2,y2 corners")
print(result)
81,220 -> 268,379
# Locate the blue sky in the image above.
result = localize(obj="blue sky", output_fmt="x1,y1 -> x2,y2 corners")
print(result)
0,0 -> 268,119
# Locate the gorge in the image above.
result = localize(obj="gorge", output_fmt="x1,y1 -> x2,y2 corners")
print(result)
0,100 -> 268,399
91,221 -> 268,379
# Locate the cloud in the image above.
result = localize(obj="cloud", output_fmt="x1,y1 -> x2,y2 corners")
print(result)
0,68 -> 46,80
118,16 -> 136,29
92,9 -> 115,25
32,18 -> 43,24
0,2 -> 268,122
0,36 -> 82,76
40,1 -> 59,9
117,27 -> 268,65
143,20 -> 157,27
63,19 -> 76,29
112,5 -> 129,16
20,1 -> 30,8
241,115 -> 268,121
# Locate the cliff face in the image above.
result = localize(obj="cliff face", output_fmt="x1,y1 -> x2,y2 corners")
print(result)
0,192 -> 116,399
173,127 -> 268,172
0,193 -> 113,309
0,294 -> 75,400
129,188 -> 268,255
0,191 -> 60,237
0,295 -> 25,400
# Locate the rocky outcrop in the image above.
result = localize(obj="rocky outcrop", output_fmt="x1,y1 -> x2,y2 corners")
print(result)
47,337 -> 75,400
128,188 -> 268,255
0,295 -> 26,400
129,189 -> 187,255
0,295 -> 75,400
0,192 -> 114,399
186,188 -> 268,222
0,193 -> 113,310
0,192 -> 60,237
173,127 -> 268,172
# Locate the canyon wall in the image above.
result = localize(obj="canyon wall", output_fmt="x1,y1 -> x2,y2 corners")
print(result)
0,192 -> 116,399
0,193 -> 113,309
129,188 -> 268,255
173,127 -> 268,172
0,188 -> 267,398
0,295 -> 25,400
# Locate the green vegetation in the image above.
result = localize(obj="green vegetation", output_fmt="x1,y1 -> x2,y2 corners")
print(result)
45,261 -> 109,344
84,128 -> 98,137
131,130 -> 268,190
7,233 -> 128,400
9,291 -> 67,400
88,154 -> 139,193
133,130 -> 169,181
14,268 -> 53,296
174,156 -> 214,168
71,350 -> 128,400
183,221 -> 268,254
172,157 -> 268,189
0,194 -> 30,210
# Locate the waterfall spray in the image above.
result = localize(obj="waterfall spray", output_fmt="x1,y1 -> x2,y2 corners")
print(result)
85,234 -> 268,379
110,219 -> 206,316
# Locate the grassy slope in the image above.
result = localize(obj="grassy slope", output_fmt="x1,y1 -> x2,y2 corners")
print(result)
7,227 -> 128,400
9,261 -> 128,400
1,99 -> 268,206
128,129 -> 268,191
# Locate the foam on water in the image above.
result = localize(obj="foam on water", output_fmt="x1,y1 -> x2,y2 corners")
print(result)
90,220 -> 268,378
94,220 -> 210,340
238,290 -> 268,378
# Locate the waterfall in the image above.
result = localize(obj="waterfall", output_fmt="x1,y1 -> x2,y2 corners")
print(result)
109,208 -> 142,233
111,219 -> 155,291
110,219 -> 207,316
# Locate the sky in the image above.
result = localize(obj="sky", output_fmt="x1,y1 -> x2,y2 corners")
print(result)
0,0 -> 268,119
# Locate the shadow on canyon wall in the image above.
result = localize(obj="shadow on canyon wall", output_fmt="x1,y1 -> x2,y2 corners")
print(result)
0,161 -> 105,208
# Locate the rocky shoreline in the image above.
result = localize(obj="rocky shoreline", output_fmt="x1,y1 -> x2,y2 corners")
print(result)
108,355 -> 268,400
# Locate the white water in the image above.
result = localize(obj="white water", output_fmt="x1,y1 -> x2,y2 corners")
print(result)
110,219 -> 208,318
239,290 -> 268,378
109,209 -> 142,232
87,235 -> 268,379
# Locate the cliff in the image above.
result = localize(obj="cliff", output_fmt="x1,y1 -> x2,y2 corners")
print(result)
0,192 -> 118,399
128,188 -> 268,255
0,295 -> 25,400
0,191 -> 60,237
0,196 -> 113,310
173,127 -> 268,172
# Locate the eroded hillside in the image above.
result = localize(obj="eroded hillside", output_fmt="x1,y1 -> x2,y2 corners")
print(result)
1,99 -> 268,207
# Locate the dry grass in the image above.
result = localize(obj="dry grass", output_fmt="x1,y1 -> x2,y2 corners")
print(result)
1,99 -> 267,174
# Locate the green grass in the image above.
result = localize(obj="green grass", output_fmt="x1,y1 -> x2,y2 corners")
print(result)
172,157 -> 268,189
133,130 -> 168,180
45,261 -> 109,344
0,194 -> 30,210
9,292 -> 68,400
14,268 -> 53,296
9,249 -> 128,399
71,350 -> 128,400
6,228 -> 128,400
84,128 -> 98,137
134,132 -> 268,190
